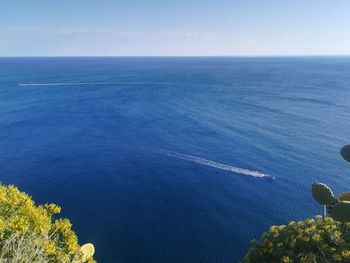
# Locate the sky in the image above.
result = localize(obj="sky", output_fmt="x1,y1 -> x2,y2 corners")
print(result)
1,0 -> 350,56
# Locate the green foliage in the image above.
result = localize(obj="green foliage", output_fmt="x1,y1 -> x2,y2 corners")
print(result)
243,216 -> 350,262
0,183 -> 96,262
311,182 -> 335,206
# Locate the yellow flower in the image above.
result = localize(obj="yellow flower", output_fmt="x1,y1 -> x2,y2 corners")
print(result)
342,250 -> 350,257
0,183 -> 95,262
10,216 -> 29,233
44,203 -> 61,215
312,234 -> 321,242
44,240 -> 56,255
325,217 -> 334,224
0,218 -> 6,231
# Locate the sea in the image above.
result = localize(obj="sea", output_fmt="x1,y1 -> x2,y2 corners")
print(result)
0,57 -> 350,262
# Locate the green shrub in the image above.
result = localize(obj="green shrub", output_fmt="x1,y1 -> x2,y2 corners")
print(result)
243,216 -> 350,262
0,183 -> 95,262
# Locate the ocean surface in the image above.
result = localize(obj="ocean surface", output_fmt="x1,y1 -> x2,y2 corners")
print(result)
1,57 -> 350,262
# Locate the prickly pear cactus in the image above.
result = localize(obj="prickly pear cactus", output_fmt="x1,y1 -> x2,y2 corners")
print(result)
311,182 -> 335,205
81,243 -> 95,262
329,201 -> 350,222
341,145 -> 350,163
338,192 -> 350,202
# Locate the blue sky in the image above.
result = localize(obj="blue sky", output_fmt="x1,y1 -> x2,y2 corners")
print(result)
1,0 -> 350,56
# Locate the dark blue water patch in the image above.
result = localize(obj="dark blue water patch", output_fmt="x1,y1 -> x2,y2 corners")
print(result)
1,57 -> 350,262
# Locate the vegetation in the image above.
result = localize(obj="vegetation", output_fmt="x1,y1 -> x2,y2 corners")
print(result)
0,183 -> 95,262
243,216 -> 350,262
311,182 -> 350,222
243,146 -> 350,262
243,182 -> 350,262
244,145 -> 350,263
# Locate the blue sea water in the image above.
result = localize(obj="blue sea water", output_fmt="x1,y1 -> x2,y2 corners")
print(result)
1,57 -> 350,262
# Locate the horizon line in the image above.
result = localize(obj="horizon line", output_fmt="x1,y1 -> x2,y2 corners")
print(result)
1,54 -> 350,58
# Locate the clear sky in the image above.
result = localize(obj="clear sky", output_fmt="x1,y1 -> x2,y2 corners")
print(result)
1,0 -> 350,56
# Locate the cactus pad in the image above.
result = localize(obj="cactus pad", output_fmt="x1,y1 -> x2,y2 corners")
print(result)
341,145 -> 350,163
81,243 -> 95,261
311,182 -> 335,205
330,201 -> 350,222
338,192 -> 350,202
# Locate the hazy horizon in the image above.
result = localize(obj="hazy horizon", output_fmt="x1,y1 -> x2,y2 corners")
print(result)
2,55 -> 350,58
1,0 -> 350,56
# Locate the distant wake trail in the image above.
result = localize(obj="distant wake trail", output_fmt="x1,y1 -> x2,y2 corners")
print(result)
19,82 -> 120,86
163,151 -> 275,180
18,81 -> 190,87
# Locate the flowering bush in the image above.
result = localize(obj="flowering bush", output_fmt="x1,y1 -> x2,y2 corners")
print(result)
0,184 -> 95,262
243,216 -> 350,262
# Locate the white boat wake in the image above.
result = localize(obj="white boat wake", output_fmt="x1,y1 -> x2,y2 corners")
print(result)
18,81 -> 188,87
19,82 -> 120,86
163,151 -> 275,180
